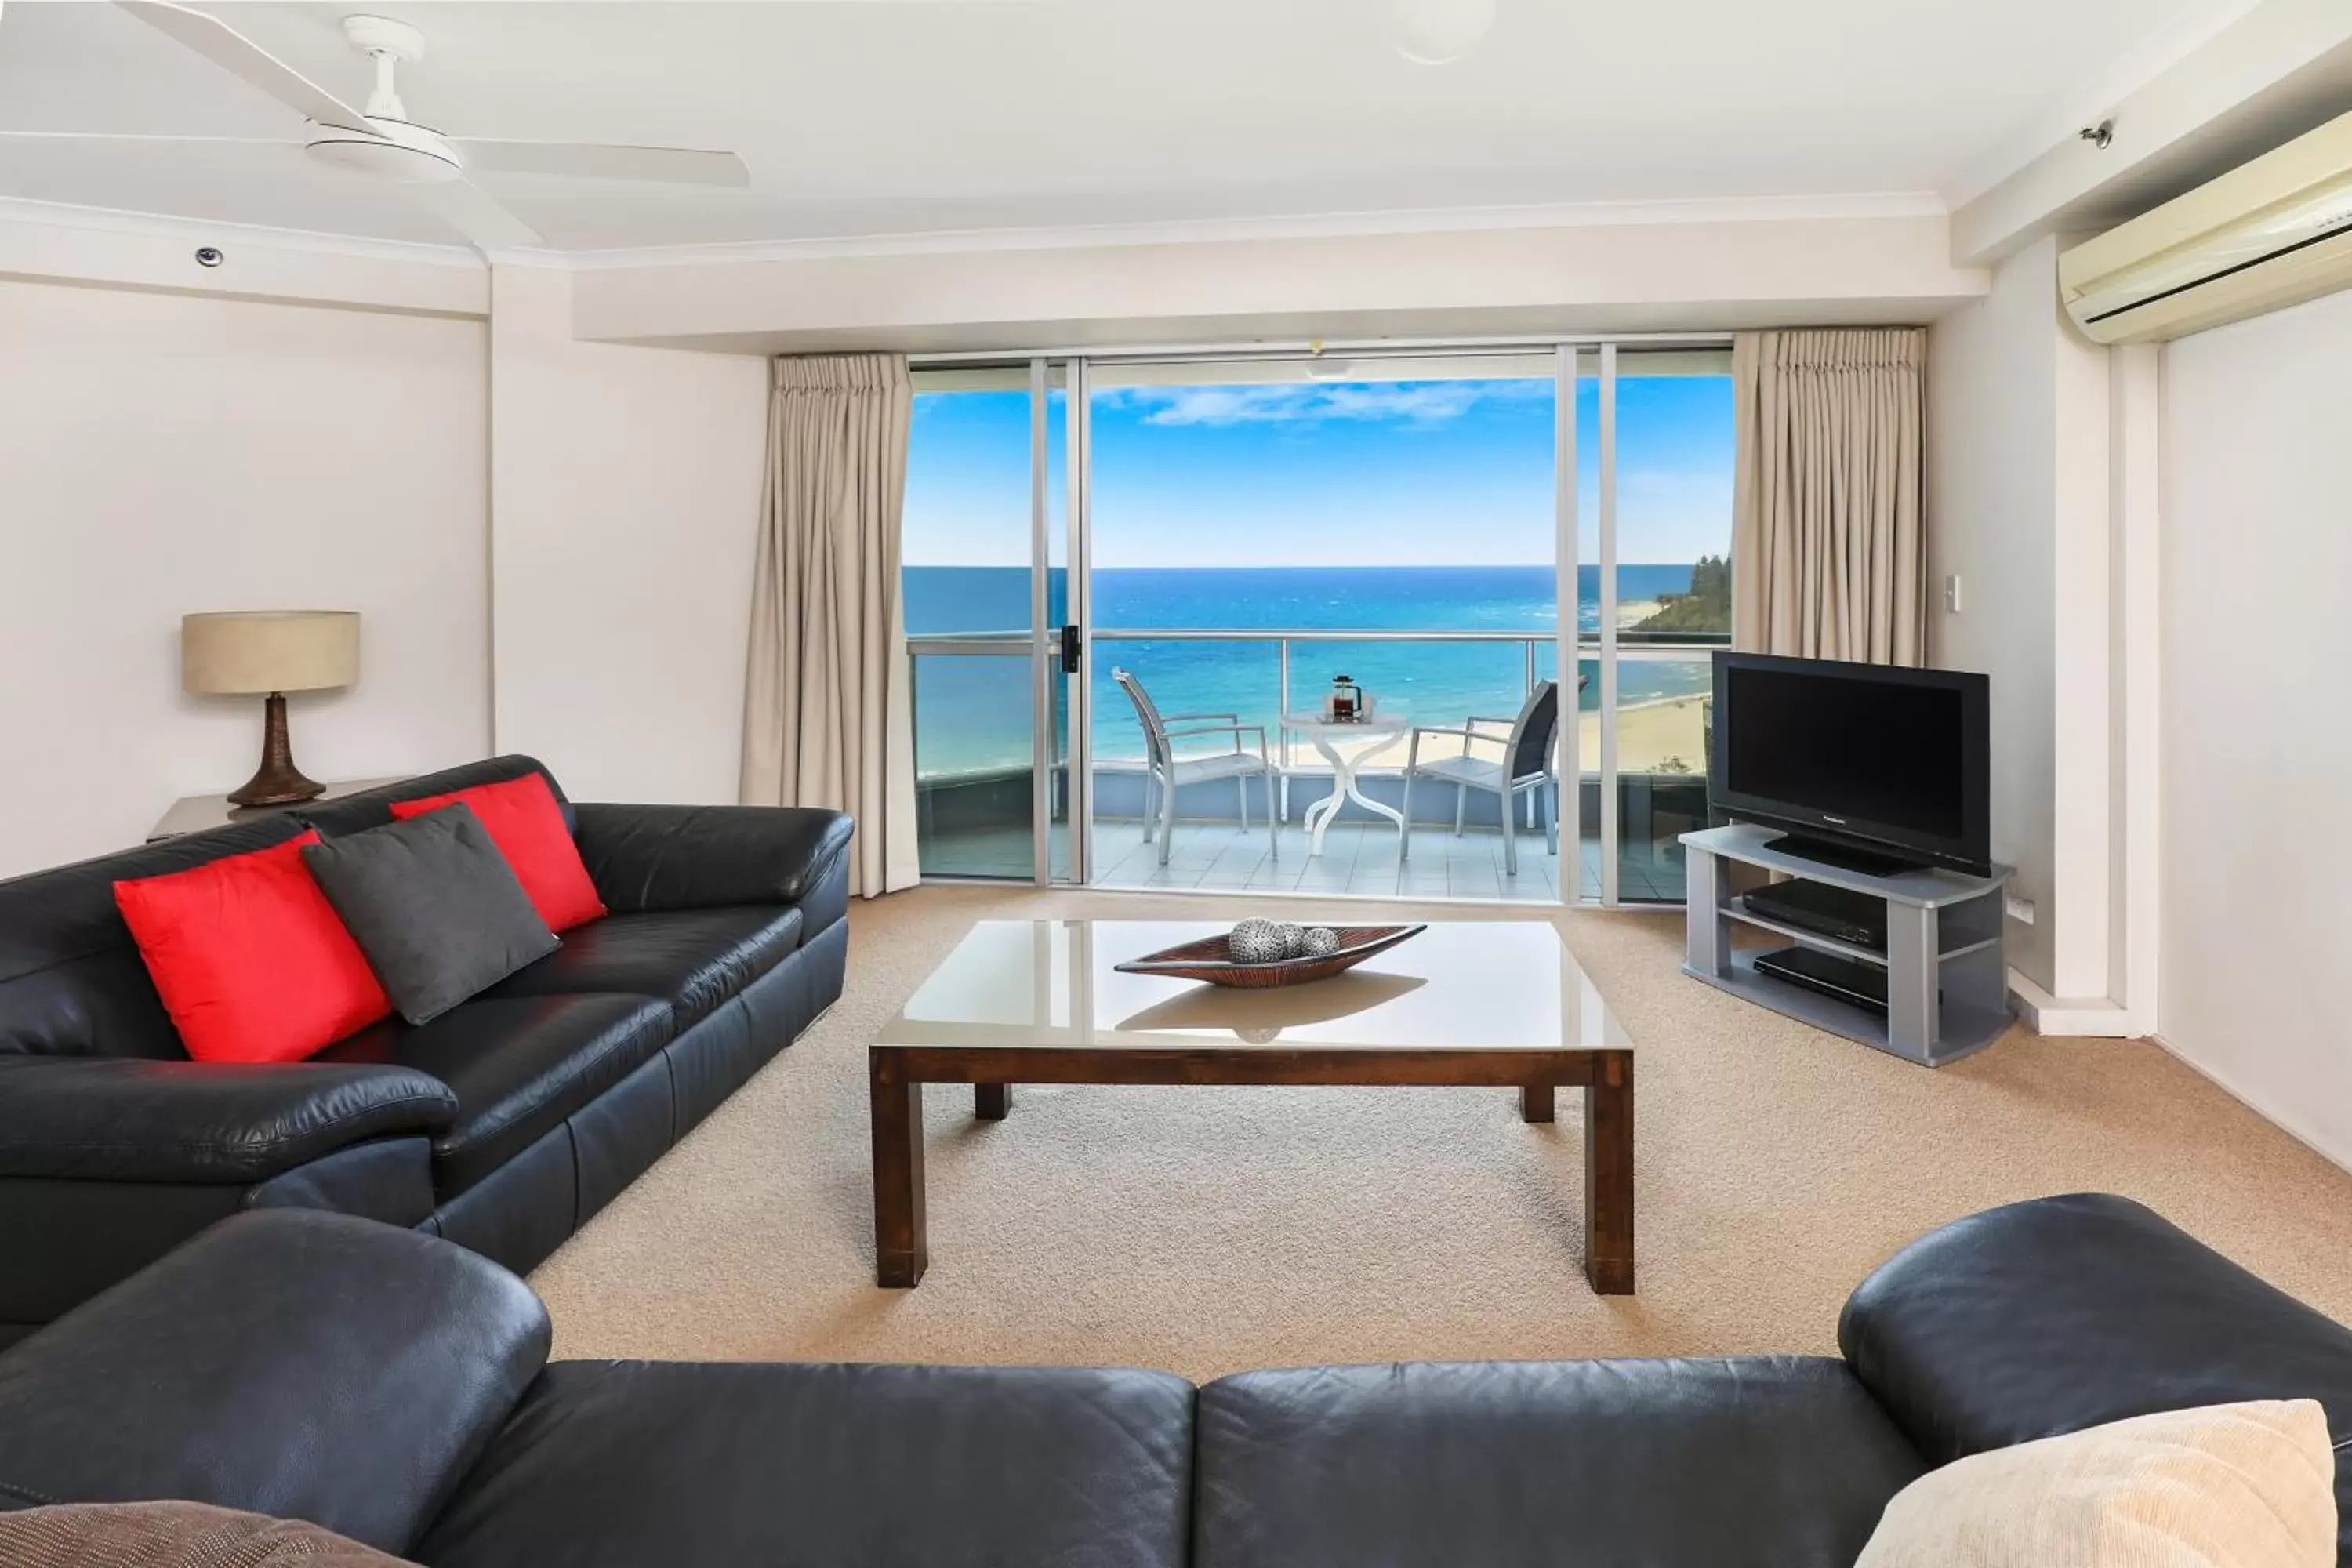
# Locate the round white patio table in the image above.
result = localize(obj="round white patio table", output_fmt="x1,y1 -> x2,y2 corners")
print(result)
1283,711 -> 1410,857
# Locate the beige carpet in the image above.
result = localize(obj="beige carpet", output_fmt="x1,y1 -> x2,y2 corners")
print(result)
530,885 -> 2352,1380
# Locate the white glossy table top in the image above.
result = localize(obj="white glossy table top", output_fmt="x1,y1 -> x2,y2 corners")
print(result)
1283,710 -> 1407,733
877,920 -> 1632,1054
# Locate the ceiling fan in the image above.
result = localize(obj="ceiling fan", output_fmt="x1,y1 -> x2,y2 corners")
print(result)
2,1 -> 750,249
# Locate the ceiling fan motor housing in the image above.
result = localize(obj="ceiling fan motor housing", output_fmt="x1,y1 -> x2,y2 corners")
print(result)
307,16 -> 459,183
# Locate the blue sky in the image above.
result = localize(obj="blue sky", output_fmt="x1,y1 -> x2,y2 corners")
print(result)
903,372 -> 1733,568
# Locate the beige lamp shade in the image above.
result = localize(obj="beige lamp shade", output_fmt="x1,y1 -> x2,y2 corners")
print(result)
182,611 -> 360,696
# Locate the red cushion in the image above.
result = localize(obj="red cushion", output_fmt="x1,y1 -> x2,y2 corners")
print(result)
114,832 -> 390,1065
390,774 -> 606,933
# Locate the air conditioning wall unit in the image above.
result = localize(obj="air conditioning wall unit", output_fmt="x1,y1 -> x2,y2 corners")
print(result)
2059,107 -> 2352,344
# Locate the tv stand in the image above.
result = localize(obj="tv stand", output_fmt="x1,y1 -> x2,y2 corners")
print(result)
1679,822 -> 2015,1067
1762,833 -> 1922,879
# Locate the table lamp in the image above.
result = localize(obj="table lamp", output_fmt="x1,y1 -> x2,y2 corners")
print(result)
182,611 -> 360,807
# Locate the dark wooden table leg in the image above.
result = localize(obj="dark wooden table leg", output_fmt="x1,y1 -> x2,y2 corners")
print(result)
1584,1049 -> 1635,1294
1520,1083 -> 1555,1123
870,1049 -> 927,1288
975,1082 -> 1011,1121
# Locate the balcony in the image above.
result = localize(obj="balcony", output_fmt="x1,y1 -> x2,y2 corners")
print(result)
910,626 -> 1720,904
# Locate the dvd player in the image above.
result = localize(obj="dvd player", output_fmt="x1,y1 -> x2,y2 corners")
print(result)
1741,880 -> 1887,950
1751,946 -> 1889,1014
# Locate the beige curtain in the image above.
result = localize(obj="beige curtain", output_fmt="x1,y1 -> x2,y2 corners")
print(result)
1731,328 -> 1927,665
740,353 -> 920,898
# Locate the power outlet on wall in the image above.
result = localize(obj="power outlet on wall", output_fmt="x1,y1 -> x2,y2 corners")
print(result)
2004,895 -> 2036,926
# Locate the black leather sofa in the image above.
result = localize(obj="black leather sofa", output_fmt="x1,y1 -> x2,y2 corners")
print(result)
0,757 -> 853,1347
0,1193 -> 2347,1566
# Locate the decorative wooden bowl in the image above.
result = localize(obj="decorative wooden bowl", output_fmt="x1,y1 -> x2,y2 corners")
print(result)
1114,924 -> 1427,989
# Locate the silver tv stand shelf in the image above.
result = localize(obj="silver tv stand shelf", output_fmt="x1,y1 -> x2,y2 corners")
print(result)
1679,823 -> 2015,1067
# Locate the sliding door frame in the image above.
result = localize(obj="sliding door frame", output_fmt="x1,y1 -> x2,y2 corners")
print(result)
1555,345 -> 1579,912
1598,342 -> 1621,908
1065,357 -> 1097,887
1029,358 -> 1054,886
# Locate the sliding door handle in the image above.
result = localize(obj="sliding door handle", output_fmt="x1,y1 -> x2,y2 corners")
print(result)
1059,623 -> 1083,674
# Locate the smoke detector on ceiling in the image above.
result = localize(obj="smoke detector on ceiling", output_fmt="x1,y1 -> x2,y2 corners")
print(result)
1384,0 -> 1499,66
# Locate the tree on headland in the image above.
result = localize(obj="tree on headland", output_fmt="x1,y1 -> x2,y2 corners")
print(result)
1635,554 -> 1731,634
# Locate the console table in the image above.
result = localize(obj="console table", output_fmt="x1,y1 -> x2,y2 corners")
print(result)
147,777 -> 402,842
1679,823 -> 2014,1067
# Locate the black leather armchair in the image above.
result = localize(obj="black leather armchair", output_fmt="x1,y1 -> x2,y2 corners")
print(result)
0,757 -> 854,1346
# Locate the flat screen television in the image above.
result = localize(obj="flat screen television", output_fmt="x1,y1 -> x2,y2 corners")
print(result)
1710,652 -> 1991,877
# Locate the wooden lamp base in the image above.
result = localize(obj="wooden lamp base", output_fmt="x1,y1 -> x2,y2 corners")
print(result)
226,692 -> 325,808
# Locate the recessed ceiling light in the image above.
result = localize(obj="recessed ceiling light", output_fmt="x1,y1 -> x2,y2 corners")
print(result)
1384,0 -> 1499,66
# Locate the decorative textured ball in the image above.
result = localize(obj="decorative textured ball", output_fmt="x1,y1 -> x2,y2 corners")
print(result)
1276,923 -> 1308,957
1300,926 -> 1341,957
1229,919 -> 1287,964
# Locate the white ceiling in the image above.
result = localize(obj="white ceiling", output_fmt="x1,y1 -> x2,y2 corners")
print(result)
0,0 -> 2234,253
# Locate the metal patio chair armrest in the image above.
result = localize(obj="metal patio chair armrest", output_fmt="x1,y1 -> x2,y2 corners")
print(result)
1160,723 -> 1252,741
1406,724 -> 1484,768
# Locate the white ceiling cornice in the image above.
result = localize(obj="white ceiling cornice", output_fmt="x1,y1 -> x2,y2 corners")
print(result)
559,191 -> 1951,272
0,194 -> 489,270
0,189 -> 1950,278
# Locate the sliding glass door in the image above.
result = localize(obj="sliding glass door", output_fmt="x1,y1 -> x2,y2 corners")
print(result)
1606,347 -> 1733,903
902,361 -> 1077,885
903,339 -> 1733,906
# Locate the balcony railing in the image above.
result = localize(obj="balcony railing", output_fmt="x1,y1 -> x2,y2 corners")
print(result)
908,625 -> 1725,777
909,625 -> 1723,898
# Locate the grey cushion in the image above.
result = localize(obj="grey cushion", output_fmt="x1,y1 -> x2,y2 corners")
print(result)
301,805 -> 557,1025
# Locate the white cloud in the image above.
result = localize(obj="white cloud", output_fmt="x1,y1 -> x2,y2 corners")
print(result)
1100,379 -> 1550,430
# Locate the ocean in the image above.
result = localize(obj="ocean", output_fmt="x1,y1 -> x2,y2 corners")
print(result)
906,564 -> 1717,778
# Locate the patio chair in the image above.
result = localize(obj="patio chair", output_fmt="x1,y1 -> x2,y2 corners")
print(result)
1399,678 -> 1561,876
1113,667 -> 1281,867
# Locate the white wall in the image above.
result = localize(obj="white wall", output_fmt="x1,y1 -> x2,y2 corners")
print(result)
2161,285 -> 2352,1167
0,277 -> 489,877
1928,235 -> 2132,1012
488,263 -> 768,804
1928,240 -> 2064,991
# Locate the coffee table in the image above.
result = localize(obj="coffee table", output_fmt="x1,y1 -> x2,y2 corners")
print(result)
869,920 -> 1635,1293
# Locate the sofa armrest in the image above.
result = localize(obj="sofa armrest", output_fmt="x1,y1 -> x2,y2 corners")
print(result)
0,1058 -> 457,1184
572,802 -> 855,913
1839,1193 -> 2352,1469
0,1210 -> 548,1555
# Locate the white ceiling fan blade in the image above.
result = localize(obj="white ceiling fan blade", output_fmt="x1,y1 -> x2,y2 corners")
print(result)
452,140 -> 750,188
114,0 -> 372,130
408,176 -> 542,251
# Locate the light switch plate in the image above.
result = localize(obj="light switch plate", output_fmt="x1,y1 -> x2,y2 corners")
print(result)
1944,574 -> 1964,613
